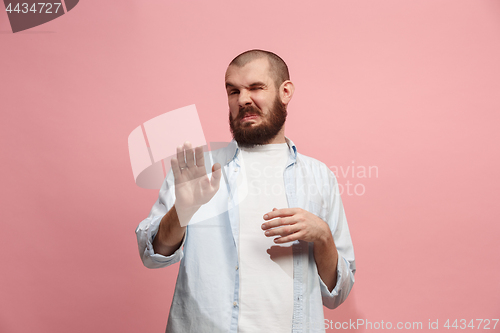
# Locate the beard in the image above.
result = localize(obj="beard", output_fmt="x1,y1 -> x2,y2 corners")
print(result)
229,96 -> 287,148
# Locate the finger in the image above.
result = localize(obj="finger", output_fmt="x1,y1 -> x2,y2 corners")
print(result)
171,157 -> 181,179
184,142 -> 195,167
177,144 -> 186,169
261,216 -> 294,230
264,223 -> 298,237
210,163 -> 222,188
195,146 -> 205,167
274,230 -> 304,244
263,208 -> 297,221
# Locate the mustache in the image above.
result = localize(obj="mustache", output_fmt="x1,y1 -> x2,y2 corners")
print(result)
236,105 -> 262,120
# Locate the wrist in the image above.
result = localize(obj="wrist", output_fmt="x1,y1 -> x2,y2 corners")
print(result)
314,223 -> 333,248
173,202 -> 200,227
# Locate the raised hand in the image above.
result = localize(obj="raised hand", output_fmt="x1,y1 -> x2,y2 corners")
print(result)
171,141 -> 222,226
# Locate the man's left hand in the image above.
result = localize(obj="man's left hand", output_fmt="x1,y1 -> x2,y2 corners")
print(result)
261,208 -> 331,245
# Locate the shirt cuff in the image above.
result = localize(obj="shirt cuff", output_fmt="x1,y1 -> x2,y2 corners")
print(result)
319,251 -> 352,309
140,216 -> 186,268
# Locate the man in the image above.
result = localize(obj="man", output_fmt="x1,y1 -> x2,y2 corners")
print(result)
135,50 -> 355,333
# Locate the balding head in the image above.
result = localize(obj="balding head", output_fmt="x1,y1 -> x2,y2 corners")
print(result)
227,50 -> 290,89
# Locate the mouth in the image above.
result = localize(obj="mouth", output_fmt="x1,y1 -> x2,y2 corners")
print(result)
240,113 -> 259,122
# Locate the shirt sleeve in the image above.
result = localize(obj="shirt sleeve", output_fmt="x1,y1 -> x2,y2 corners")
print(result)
135,169 -> 185,269
320,170 -> 356,309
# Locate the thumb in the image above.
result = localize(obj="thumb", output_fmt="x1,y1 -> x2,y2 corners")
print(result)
211,163 -> 222,187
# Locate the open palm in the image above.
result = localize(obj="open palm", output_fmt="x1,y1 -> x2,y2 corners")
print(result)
171,142 -> 221,226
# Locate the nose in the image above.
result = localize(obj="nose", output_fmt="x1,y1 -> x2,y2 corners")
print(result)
238,89 -> 252,107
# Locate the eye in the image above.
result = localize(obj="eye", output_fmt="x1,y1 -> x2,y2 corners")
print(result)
229,90 -> 239,95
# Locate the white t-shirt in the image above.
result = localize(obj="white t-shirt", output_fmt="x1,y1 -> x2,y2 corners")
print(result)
237,143 -> 294,332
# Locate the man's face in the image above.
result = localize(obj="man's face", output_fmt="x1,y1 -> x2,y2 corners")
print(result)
225,58 -> 287,147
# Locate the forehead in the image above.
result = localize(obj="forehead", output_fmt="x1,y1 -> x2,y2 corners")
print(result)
225,58 -> 273,86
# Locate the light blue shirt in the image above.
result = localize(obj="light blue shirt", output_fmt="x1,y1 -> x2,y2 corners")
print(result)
135,138 -> 356,333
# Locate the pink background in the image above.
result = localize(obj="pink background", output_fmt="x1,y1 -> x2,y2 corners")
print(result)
1,0 -> 499,332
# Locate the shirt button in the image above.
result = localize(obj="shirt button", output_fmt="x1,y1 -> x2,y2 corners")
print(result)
234,168 -> 239,172
235,265 -> 239,270
233,301 -> 238,307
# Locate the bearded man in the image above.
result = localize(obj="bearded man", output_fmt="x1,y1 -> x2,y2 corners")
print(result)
135,50 -> 356,333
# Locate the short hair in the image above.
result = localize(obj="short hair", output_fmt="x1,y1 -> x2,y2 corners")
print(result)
228,49 -> 290,89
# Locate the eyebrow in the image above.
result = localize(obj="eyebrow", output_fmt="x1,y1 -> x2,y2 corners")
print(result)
249,82 -> 266,88
225,81 -> 267,89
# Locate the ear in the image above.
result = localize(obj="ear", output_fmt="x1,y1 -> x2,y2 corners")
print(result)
279,80 -> 295,105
